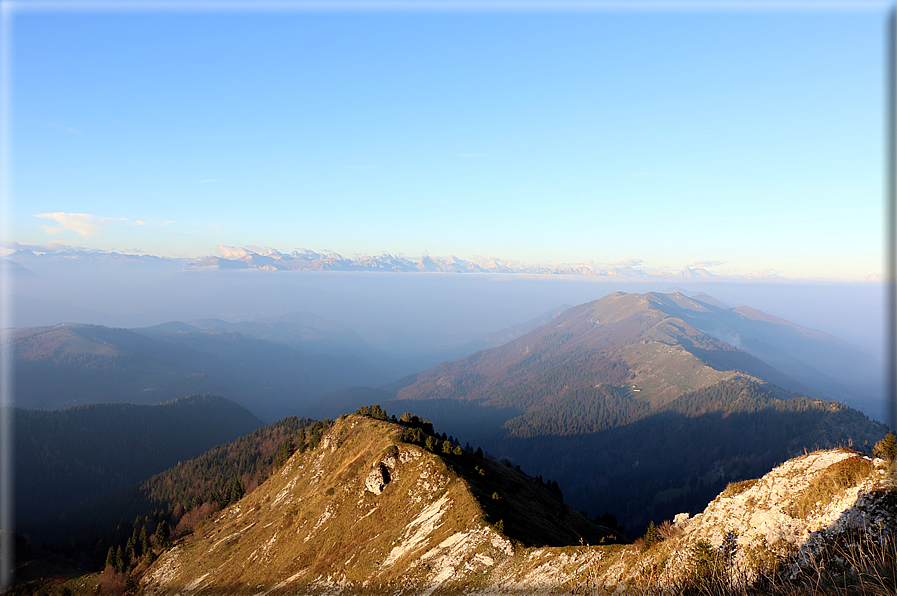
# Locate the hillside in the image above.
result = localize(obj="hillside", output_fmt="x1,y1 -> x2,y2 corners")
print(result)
385,292 -> 844,410
11,322 -> 396,421
141,414 -> 618,595
14,395 -> 265,544
140,417 -> 897,595
313,292 -> 888,530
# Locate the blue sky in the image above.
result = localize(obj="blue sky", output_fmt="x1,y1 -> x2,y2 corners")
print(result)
4,1 -> 888,280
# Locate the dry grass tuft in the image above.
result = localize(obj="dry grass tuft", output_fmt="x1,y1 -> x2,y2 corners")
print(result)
789,457 -> 872,520
721,478 -> 760,499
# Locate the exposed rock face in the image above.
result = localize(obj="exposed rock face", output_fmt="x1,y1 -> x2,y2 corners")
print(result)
365,463 -> 392,495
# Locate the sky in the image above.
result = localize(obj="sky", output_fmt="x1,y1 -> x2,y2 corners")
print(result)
3,0 -> 890,280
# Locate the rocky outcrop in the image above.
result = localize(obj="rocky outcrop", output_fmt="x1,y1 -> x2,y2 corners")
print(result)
590,450 -> 897,593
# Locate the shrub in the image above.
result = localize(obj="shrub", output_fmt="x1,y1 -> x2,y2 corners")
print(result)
642,521 -> 659,551
686,540 -> 727,594
874,432 -> 897,463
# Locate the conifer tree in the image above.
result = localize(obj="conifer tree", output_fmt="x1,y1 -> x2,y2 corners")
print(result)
155,520 -> 169,548
139,527 -> 150,559
114,546 -> 125,573
274,437 -> 295,468
229,477 -> 245,503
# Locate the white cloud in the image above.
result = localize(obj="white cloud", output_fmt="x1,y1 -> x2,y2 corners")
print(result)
691,260 -> 724,268
34,212 -> 127,238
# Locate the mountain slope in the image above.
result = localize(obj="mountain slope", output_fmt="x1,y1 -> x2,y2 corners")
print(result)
14,395 -> 264,544
11,322 -> 395,421
141,414 -> 617,595
388,291 -> 812,413
136,311 -> 379,358
313,292 -> 887,531
140,422 -> 897,595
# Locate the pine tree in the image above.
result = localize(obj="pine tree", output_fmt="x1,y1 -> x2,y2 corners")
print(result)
643,521 -> 658,549
114,546 -> 125,573
228,477 -> 245,503
274,437 -> 295,468
155,520 -> 169,548
139,527 -> 150,558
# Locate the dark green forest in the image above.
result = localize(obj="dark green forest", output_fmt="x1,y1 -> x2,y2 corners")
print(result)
14,395 -> 264,544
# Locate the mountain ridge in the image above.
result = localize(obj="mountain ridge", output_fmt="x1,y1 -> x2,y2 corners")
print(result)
138,414 -> 897,595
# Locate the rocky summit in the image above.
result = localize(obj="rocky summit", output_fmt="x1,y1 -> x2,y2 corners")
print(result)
140,414 -> 896,595
141,414 -> 616,595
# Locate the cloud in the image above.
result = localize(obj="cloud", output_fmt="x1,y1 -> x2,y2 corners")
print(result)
34,212 -> 127,238
690,260 -> 725,268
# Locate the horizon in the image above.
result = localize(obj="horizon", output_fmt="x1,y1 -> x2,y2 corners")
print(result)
4,2 -> 889,282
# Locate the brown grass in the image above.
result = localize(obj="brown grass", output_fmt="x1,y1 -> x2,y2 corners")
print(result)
721,478 -> 760,499
789,457 -> 873,519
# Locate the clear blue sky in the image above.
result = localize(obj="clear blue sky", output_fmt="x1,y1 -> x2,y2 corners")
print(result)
5,2 -> 888,280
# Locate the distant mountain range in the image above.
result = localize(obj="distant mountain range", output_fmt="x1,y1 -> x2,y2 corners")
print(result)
5,244 -> 876,280
185,248 -> 725,278
10,314 -> 405,422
